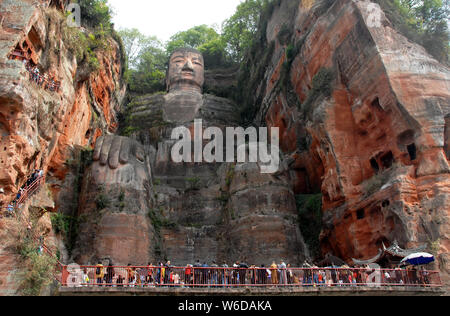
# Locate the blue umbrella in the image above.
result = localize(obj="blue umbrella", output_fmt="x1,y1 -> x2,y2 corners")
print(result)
401,252 -> 435,266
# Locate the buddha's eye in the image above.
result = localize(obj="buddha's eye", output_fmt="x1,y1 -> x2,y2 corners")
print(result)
172,58 -> 184,64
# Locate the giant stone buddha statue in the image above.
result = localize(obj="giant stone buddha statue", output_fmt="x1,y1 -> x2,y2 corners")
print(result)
73,48 -> 306,267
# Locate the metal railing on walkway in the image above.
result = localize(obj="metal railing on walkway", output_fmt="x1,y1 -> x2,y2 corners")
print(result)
61,265 -> 442,288
1,174 -> 46,216
15,174 -> 46,207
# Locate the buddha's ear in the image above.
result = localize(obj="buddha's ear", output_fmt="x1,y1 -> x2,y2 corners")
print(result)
165,65 -> 170,92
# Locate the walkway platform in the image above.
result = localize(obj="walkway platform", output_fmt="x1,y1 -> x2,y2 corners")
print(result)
58,285 -> 446,296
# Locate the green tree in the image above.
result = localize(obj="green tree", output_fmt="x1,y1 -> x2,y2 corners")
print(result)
222,0 -> 266,62
409,0 -> 448,30
117,28 -> 167,93
198,36 -> 229,69
129,44 -> 167,93
76,0 -> 113,30
166,25 -> 229,69
375,0 -> 449,63
118,28 -> 164,69
411,0 -> 449,62
166,25 -> 220,54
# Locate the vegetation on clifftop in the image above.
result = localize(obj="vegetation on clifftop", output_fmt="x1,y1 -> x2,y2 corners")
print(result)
118,0 -> 269,95
374,0 -> 449,64
60,0 -> 124,75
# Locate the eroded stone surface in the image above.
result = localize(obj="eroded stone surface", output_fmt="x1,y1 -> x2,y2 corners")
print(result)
251,0 -> 450,284
0,0 -> 125,293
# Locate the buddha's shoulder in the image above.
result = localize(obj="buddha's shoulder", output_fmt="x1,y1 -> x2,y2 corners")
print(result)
199,93 -> 240,125
202,93 -> 237,107
126,92 -> 166,126
128,92 -> 166,111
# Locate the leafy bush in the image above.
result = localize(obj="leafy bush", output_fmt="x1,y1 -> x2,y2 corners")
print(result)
20,252 -> 57,296
118,190 -> 125,202
8,217 -> 58,296
148,207 -> 176,232
50,213 -> 83,257
50,213 -> 70,235
95,193 -> 110,210
302,67 -> 335,116
62,21 -> 110,73
186,177 -> 201,190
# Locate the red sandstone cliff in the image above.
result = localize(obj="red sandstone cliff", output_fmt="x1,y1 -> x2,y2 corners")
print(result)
248,0 -> 449,284
0,0 -> 125,294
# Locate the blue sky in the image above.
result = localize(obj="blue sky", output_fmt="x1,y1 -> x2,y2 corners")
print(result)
107,0 -> 243,43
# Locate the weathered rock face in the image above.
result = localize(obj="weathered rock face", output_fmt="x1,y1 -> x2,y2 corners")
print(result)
0,0 -> 125,293
225,162 -> 306,264
246,0 -> 449,283
0,1 -> 125,202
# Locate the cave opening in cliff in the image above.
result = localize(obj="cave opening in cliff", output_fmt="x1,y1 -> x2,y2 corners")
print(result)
380,151 -> 394,169
370,158 -> 379,173
407,143 -> 417,161
375,237 -> 390,250
356,209 -> 365,220
27,26 -> 42,51
371,97 -> 384,112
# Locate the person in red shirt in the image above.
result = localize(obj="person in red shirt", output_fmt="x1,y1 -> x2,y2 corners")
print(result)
185,264 -> 192,286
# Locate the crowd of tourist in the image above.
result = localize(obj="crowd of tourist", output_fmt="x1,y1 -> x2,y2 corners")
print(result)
0,169 -> 44,218
74,259 -> 434,288
25,60 -> 60,92
9,50 -> 60,92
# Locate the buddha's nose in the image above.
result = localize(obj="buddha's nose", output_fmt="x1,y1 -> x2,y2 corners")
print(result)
182,60 -> 194,71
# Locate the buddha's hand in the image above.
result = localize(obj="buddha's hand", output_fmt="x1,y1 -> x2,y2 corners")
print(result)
93,135 -> 146,169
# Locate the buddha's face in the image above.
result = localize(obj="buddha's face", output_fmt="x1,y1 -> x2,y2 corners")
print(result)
167,50 -> 204,92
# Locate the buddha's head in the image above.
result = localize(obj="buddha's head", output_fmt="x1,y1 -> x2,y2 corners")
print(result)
166,48 -> 204,93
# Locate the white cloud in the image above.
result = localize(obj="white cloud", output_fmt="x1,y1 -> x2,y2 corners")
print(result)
107,0 -> 243,43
